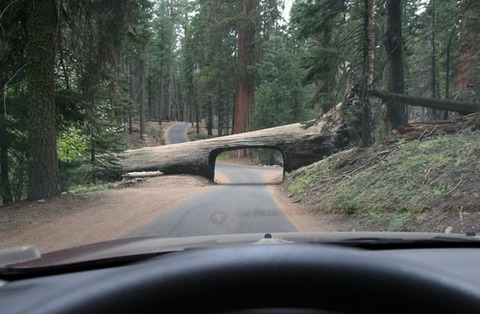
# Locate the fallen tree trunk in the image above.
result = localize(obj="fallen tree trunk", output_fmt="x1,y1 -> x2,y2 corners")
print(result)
370,90 -> 480,114
119,113 -> 349,181
394,112 -> 480,140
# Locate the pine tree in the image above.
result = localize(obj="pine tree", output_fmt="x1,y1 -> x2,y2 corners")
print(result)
26,0 -> 61,200
381,0 -> 407,136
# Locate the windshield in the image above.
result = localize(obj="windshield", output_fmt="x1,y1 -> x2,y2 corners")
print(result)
1,0 -> 479,257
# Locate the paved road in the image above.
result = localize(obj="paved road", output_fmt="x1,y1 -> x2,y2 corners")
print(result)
129,122 -> 296,238
168,122 -> 190,144
129,163 -> 296,238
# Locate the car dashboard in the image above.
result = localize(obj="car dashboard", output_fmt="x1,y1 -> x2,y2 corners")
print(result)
2,239 -> 480,313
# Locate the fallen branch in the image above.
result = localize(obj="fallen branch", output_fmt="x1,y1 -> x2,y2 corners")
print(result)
370,90 -> 480,114
123,171 -> 164,179
394,113 -> 480,140
444,176 -> 463,196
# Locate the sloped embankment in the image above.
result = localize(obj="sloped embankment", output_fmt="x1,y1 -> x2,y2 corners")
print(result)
283,131 -> 480,233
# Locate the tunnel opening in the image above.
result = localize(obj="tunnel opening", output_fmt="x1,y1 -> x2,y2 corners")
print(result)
209,146 -> 285,185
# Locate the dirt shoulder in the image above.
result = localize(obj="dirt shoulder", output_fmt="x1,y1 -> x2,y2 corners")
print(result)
0,176 -> 213,253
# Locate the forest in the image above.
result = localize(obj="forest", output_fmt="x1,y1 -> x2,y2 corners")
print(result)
0,0 -> 479,204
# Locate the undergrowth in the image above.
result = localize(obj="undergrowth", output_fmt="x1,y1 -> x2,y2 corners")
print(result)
283,131 -> 480,231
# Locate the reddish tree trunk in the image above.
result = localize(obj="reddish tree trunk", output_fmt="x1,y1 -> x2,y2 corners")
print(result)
233,0 -> 256,135
457,0 -> 480,92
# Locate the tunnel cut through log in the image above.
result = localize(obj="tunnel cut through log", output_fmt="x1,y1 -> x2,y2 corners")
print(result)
209,146 -> 286,179
119,118 -> 349,181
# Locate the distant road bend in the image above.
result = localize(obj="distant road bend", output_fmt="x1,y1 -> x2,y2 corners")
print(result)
168,122 -> 190,144
129,122 -> 297,238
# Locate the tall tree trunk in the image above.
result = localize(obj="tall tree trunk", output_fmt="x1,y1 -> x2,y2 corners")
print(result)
148,70 -> 155,120
183,10 -> 192,124
381,0 -> 407,138
218,112 -> 224,137
367,0 -> 375,88
0,137 -> 12,205
129,61 -> 134,134
233,0 -> 256,135
445,18 -> 460,119
430,0 -> 437,100
0,81 -> 12,205
207,101 -> 213,137
172,71 -> 180,121
430,0 -> 442,119
166,66 -> 172,121
195,89 -> 200,134
457,0 -> 480,94
361,0 -> 375,147
26,0 -> 61,200
159,60 -> 165,123
139,44 -> 147,140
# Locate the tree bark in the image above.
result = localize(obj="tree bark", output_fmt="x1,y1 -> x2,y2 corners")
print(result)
457,0 -> 480,93
129,61 -> 134,134
233,0 -> 256,136
139,44 -> 147,140
381,0 -> 407,136
0,137 -> 12,205
159,62 -> 164,124
26,0 -> 61,200
0,74 -> 13,205
446,19 -> 460,101
430,0 -> 437,100
361,0 -> 375,147
0,111 -> 12,205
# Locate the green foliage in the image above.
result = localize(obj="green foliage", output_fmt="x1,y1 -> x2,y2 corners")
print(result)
57,126 -> 88,162
339,102 -> 363,131
217,152 -> 230,161
58,161 -> 92,192
290,0 -> 350,112
287,168 -> 315,195
188,0 -> 238,132
388,209 -> 421,232
253,30 -> 314,129
404,0 -> 463,102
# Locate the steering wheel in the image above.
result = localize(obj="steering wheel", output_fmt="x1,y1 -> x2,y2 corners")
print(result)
36,244 -> 480,313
